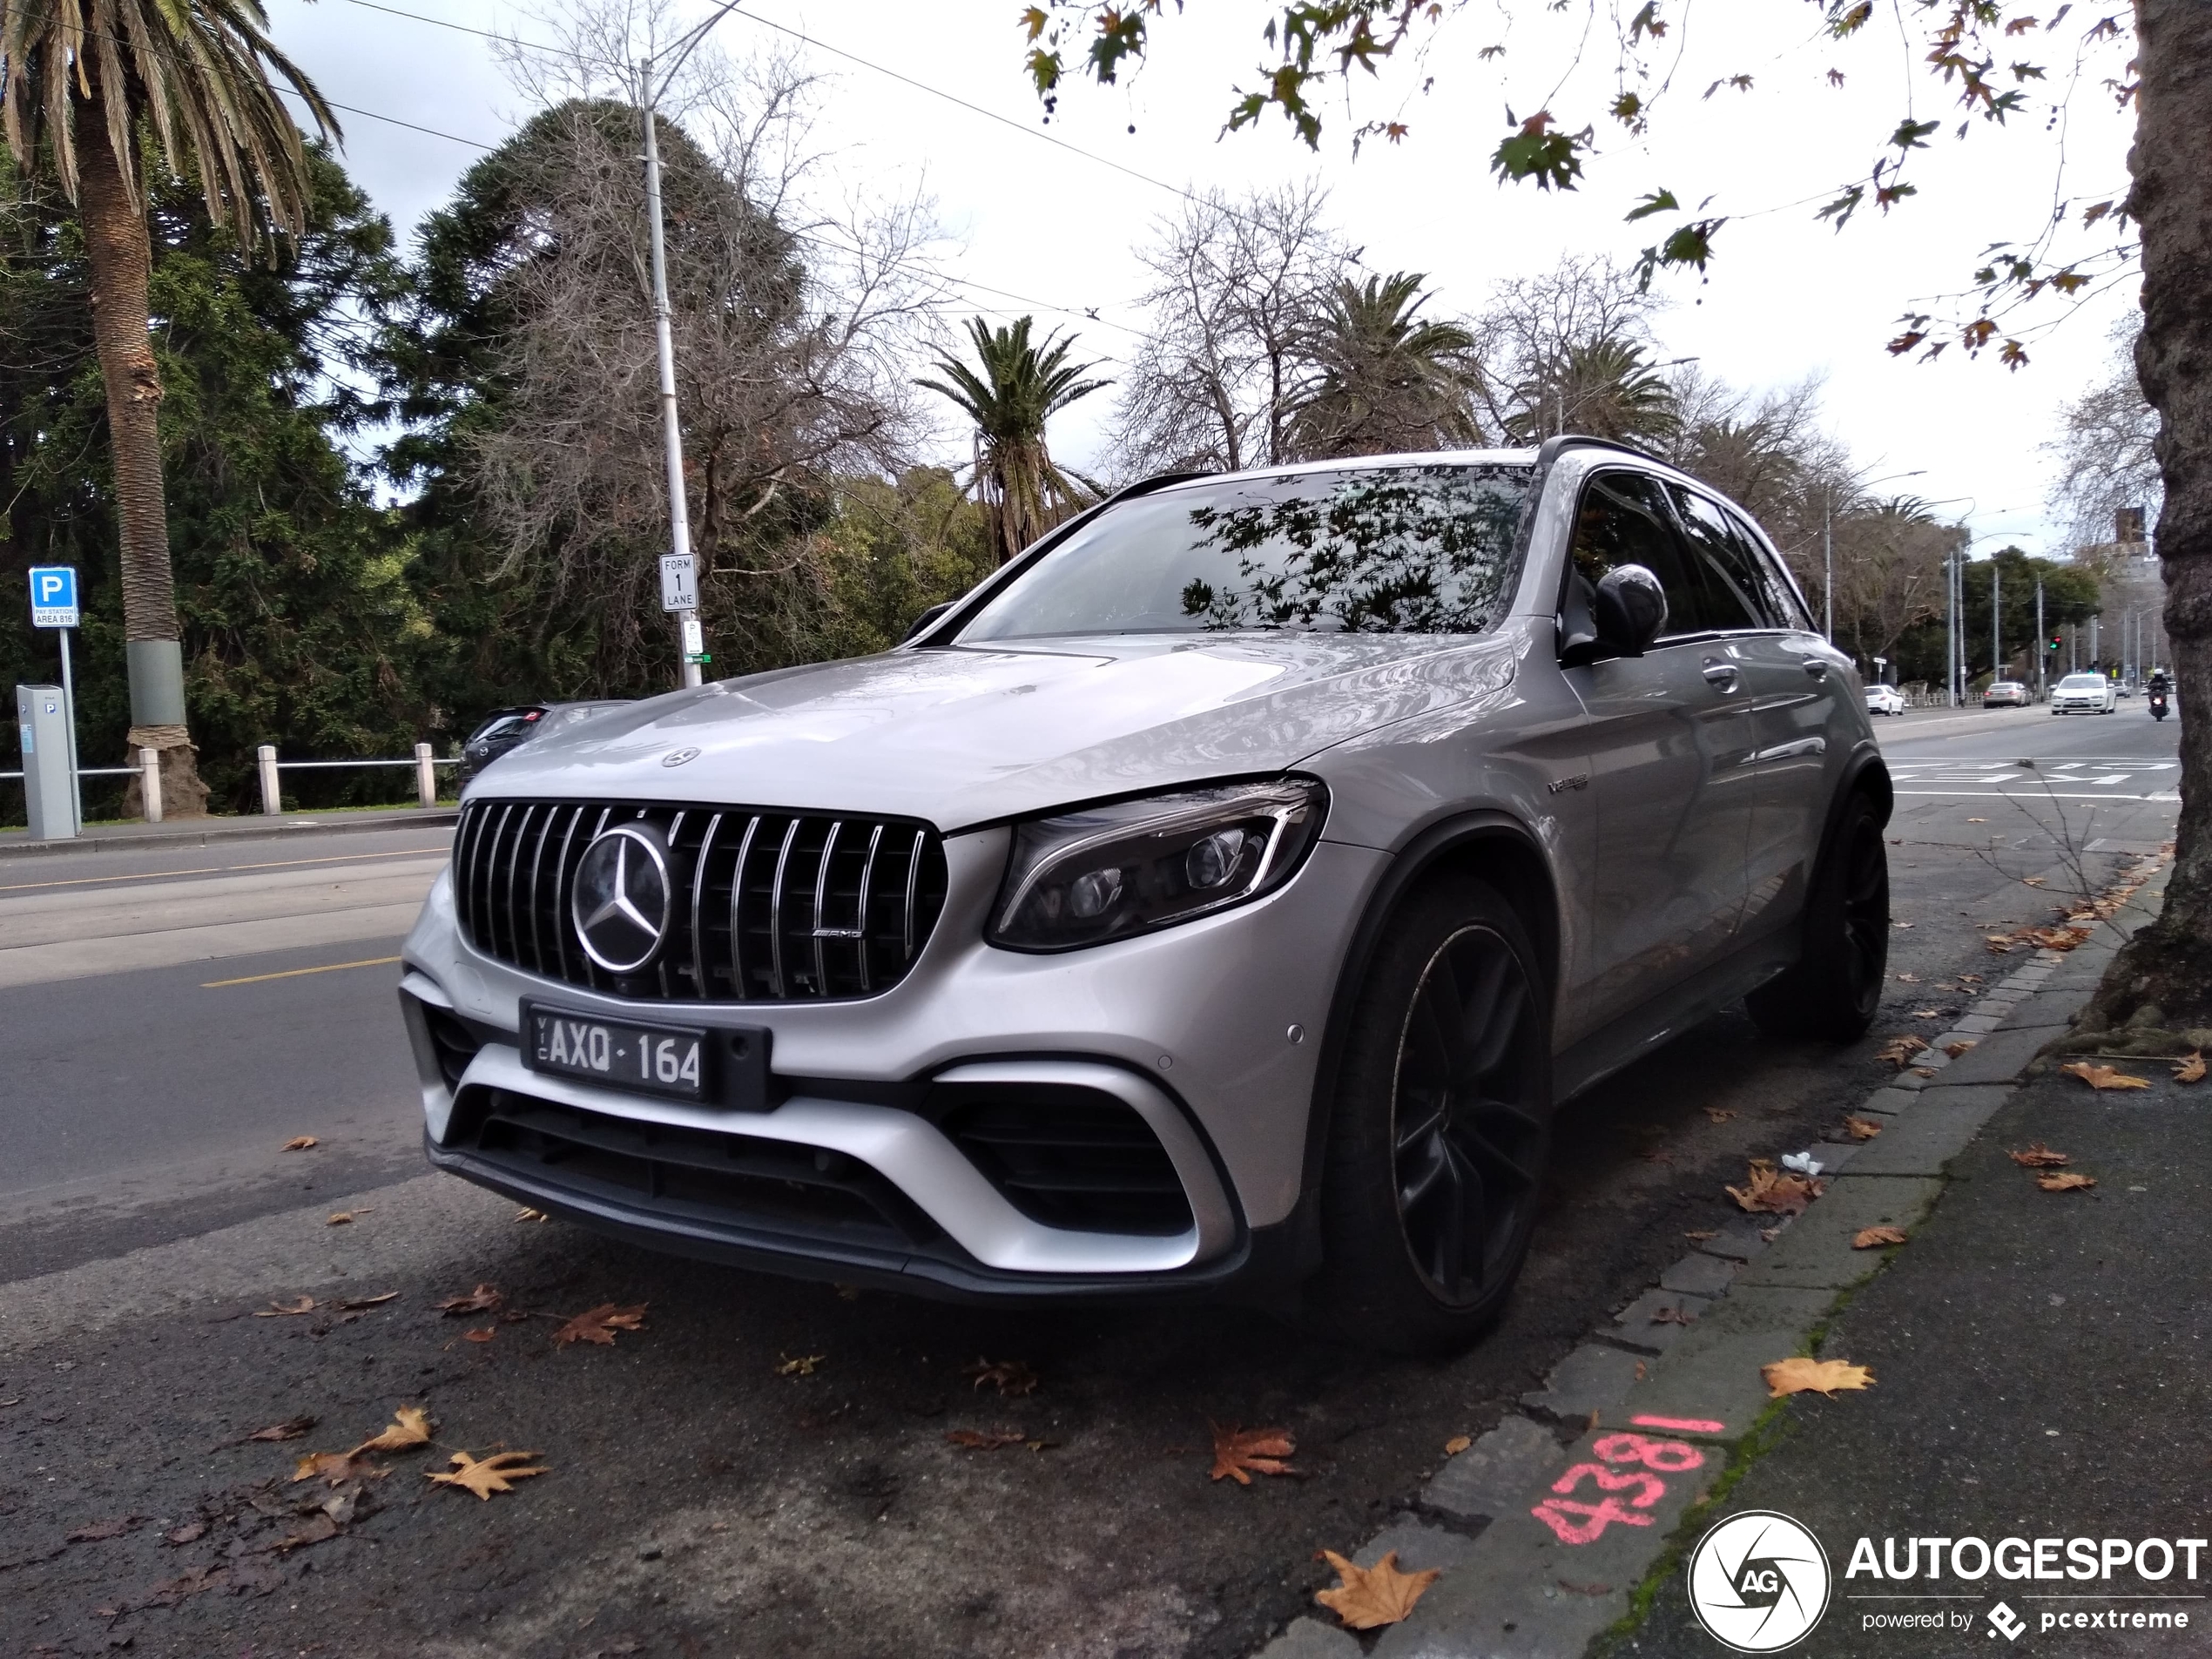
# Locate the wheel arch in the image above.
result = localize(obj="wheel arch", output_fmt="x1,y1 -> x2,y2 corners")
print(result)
1285,811 -> 1564,1278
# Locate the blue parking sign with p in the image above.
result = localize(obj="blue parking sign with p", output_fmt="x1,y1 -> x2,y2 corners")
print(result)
29,566 -> 78,628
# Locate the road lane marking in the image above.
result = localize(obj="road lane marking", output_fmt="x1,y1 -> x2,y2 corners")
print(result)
201,954 -> 404,988
1894,790 -> 2177,802
0,845 -> 450,894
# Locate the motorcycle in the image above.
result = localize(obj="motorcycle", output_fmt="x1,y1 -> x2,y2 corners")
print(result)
2150,689 -> 2170,722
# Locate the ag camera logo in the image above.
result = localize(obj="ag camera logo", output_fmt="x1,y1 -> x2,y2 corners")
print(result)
1688,1510 -> 1832,1652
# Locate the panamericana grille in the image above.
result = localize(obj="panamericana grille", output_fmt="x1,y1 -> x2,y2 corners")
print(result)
452,799 -> 948,1002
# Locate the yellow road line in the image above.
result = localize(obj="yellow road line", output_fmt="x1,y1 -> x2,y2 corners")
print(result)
0,846 -> 448,894
201,955 -> 404,988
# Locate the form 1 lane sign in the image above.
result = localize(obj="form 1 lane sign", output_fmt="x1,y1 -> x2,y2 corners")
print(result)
29,566 -> 78,628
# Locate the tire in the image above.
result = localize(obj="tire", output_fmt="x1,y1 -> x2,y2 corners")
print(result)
1746,792 -> 1889,1042
1306,876 -> 1553,1355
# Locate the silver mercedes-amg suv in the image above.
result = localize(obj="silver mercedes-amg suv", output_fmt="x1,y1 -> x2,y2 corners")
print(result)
399,435 -> 1891,1352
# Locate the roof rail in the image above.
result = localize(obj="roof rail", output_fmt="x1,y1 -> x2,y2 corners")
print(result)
1534,434 -> 1666,467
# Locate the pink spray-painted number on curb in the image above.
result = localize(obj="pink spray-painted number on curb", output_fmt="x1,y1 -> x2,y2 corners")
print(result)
1530,1432 -> 1708,1545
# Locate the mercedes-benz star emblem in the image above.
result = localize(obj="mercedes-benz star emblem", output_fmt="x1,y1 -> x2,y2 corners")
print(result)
661,747 -> 701,767
570,825 -> 672,974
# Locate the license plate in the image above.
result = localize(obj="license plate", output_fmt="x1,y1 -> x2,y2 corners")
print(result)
523,1004 -> 707,1101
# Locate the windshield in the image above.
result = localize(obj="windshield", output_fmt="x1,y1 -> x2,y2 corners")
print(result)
955,462 -> 1534,641
2059,675 -> 2105,690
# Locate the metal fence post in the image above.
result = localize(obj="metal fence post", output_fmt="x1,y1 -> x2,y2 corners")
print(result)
415,742 -> 437,809
138,746 -> 163,824
257,745 -> 282,816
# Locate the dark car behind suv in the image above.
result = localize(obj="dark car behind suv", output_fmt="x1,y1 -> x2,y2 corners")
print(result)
457,703 -> 629,786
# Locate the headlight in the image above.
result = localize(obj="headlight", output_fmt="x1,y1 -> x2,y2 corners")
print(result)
988,778 -> 1328,952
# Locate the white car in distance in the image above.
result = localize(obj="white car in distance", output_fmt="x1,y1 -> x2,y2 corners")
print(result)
2051,672 -> 2118,714
1864,685 -> 1907,717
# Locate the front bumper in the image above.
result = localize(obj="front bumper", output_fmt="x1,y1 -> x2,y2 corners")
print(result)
400,827 -> 1388,1296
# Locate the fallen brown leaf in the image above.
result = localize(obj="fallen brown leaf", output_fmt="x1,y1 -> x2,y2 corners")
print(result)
1942,1039 -> 1977,1058
334,1291 -> 399,1311
1763,1356 -> 1875,1398
515,1206 -> 549,1223
1443,1434 -> 1472,1455
1649,1305 -> 1698,1325
1895,972 -> 1920,983
163,1522 -> 206,1546
1703,1108 -> 1736,1123
326,1212 -> 354,1226
253,1297 -> 316,1318
351,1406 -> 433,1455
1910,1007 -> 1941,1018
291,1451 -> 368,1486
2037,1171 -> 2098,1192
462,1326 -> 496,1344
64,1516 -> 142,1543
776,1352 -> 825,1377
427,1449 -> 548,1500
945,1427 -> 1025,1450
258,1513 -> 340,1554
437,1283 -> 503,1315
246,1416 -> 316,1443
1683,1229 -> 1718,1241
2022,875 -> 2047,887
280,1136 -> 318,1151
2008,1143 -> 2071,1167
552,1303 -> 647,1347
1209,1422 -> 1297,1484
2060,1062 -> 2151,1091
1726,1160 -> 1824,1217
2174,1053 -> 2206,1084
1966,817 -> 1986,824
1314,1549 -> 1440,1630
1842,1116 -> 1884,1141
1852,1226 -> 1908,1249
1876,1035 -> 1930,1067
965,1357 -> 1039,1397
1959,974 -> 1983,984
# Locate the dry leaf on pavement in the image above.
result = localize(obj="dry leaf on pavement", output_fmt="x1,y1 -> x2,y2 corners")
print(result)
945,1427 -> 1025,1450
1703,1108 -> 1736,1123
1443,1435 -> 1472,1455
1842,1116 -> 1884,1140
351,1406 -> 433,1455
2008,1143 -> 2071,1167
463,1327 -> 496,1344
1852,1226 -> 1908,1249
1876,1035 -> 1929,1067
515,1206 -> 549,1223
326,1212 -> 354,1226
257,1513 -> 341,1554
65,1516 -> 143,1543
246,1416 -> 316,1443
1314,1549 -> 1440,1629
1763,1357 -> 1875,1398
965,1357 -> 1039,1397
438,1283 -> 503,1315
253,1297 -> 317,1318
1209,1422 -> 1297,1484
777,1352 -> 826,1377
2060,1062 -> 2151,1091
1683,1229 -> 1718,1241
291,1451 -> 369,1486
333,1291 -> 399,1311
552,1303 -> 646,1347
164,1522 -> 206,1546
2175,1053 -> 2206,1084
427,1450 -> 548,1500
280,1136 -> 318,1151
1726,1160 -> 1823,1217
1895,972 -> 1919,983
1942,1040 -> 1977,1058
2037,1171 -> 2097,1192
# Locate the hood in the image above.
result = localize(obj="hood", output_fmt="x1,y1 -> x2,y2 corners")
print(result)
471,629 -> 1527,829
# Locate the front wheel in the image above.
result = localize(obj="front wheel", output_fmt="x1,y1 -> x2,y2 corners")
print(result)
1747,792 -> 1889,1042
1307,877 -> 1553,1355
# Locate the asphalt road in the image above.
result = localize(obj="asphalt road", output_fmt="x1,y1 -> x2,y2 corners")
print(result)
0,705 -> 2182,1658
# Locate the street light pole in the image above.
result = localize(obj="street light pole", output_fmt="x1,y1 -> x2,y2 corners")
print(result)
637,57 -> 701,692
1823,491 -> 1832,644
2035,579 -> 2046,701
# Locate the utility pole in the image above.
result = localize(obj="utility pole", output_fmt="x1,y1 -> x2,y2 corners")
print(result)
1823,489 -> 1833,644
638,58 -> 701,692
1991,562 -> 2000,685
2035,580 -> 2046,702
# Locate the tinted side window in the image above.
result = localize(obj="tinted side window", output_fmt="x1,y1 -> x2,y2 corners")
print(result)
1666,486 -> 1769,631
1723,506 -> 1815,631
1568,471 -> 1715,637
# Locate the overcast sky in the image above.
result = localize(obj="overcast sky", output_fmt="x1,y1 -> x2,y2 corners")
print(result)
266,0 -> 2143,560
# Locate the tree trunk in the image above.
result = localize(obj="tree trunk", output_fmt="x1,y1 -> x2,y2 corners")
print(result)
76,92 -> 209,818
2080,0 -> 2212,1031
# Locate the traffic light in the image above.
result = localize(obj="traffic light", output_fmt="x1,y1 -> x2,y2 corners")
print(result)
2047,633 -> 2062,652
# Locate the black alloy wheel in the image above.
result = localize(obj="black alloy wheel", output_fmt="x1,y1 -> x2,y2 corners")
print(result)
1747,791 -> 1890,1042
1391,925 -> 1549,1305
1308,875 -> 1554,1354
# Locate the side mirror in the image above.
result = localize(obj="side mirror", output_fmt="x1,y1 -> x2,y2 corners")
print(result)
1593,564 -> 1667,658
901,600 -> 955,644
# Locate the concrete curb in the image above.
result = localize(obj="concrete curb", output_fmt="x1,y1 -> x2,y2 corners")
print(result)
1256,853 -> 2169,1659
0,808 -> 458,860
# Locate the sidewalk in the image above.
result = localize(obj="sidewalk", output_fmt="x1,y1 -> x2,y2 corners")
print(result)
0,804 -> 457,860
1251,856 -> 2177,1659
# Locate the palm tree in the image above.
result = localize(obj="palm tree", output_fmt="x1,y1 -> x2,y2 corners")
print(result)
1508,336 -> 1679,445
2,1 -> 336,813
919,317 -> 1108,565
1287,271 -> 1484,458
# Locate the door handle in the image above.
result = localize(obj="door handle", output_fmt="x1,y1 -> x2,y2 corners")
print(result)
1803,660 -> 1829,679
1702,661 -> 1740,689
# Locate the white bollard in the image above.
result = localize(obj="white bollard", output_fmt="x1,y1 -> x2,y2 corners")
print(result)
257,744 -> 282,816
138,746 -> 163,824
415,742 -> 437,809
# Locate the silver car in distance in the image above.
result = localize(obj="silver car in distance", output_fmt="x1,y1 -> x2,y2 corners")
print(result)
399,435 -> 1891,1353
